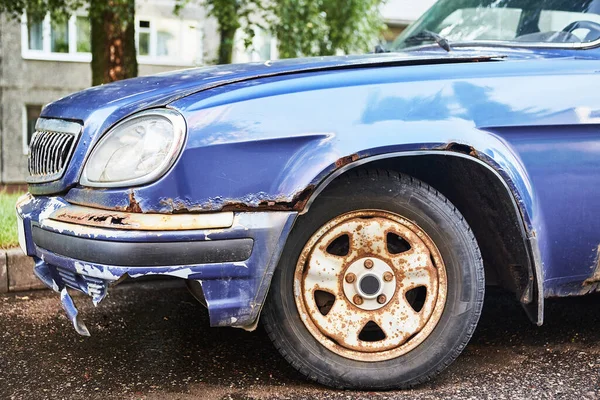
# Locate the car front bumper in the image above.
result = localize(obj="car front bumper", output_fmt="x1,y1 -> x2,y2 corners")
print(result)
16,193 -> 296,335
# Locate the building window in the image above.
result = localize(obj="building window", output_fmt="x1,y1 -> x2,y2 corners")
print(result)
23,105 -> 43,154
138,20 -> 151,56
136,17 -> 202,65
50,19 -> 69,53
22,13 -> 202,66
27,16 -> 43,50
21,14 -> 91,62
75,16 -> 91,53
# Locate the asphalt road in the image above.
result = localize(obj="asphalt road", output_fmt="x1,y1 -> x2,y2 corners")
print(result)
1,280 -> 599,400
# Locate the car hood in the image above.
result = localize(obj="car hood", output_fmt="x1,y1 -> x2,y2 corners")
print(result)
42,51 -> 501,126
33,50 -> 505,195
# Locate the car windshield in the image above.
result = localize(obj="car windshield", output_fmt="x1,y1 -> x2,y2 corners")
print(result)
392,0 -> 600,50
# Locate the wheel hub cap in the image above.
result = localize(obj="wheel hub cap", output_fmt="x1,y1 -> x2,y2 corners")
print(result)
294,210 -> 447,362
343,257 -> 395,310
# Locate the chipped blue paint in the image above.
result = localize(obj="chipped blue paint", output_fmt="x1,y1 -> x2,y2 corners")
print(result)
60,288 -> 90,336
18,195 -> 295,331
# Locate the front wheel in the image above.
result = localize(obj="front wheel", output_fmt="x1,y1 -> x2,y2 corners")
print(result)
262,170 -> 484,390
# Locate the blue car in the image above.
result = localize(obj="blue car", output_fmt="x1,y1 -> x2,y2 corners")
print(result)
15,0 -> 600,389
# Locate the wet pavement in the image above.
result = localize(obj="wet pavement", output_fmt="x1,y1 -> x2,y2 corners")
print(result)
1,280 -> 599,400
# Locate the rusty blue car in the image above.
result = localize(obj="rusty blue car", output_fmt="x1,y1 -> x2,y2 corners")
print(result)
15,0 -> 600,390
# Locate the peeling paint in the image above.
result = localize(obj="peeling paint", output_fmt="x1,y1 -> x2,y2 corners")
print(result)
20,194 -> 297,330
582,245 -> 600,293
335,153 -> 360,168
126,191 -> 143,213
128,267 -> 195,279
38,198 -> 67,221
60,288 -> 90,336
434,142 -> 479,158
74,262 -> 123,281
157,186 -> 316,213
49,205 -> 234,231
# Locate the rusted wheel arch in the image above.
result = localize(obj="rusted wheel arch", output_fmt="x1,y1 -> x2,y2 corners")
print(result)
300,151 -> 542,325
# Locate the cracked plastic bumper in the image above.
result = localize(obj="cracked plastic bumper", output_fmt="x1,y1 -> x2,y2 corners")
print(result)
16,193 -> 296,334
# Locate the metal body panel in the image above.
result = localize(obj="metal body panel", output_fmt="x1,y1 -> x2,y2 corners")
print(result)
163,56 -> 600,299
21,45 -> 600,328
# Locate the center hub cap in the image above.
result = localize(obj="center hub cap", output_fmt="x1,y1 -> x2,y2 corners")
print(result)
343,257 -> 396,310
359,275 -> 380,296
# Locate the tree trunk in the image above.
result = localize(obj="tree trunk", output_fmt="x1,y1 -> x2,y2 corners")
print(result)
218,26 -> 237,64
90,0 -> 138,86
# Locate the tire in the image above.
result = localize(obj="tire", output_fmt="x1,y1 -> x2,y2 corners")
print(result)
262,169 -> 484,390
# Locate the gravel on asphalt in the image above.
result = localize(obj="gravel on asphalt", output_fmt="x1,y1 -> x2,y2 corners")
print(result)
1,279 -> 599,400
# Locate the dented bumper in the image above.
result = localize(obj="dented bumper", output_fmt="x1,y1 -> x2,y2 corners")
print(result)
16,193 -> 296,334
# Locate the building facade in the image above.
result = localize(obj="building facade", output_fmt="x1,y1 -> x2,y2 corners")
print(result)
0,0 -> 214,183
0,0 -> 433,183
382,0 -> 435,42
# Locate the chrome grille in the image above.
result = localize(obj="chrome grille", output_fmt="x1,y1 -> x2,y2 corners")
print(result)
27,118 -> 81,183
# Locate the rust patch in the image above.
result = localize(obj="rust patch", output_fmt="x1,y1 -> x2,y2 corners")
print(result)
584,245 -> 600,287
126,191 -> 143,213
53,210 -> 130,227
335,153 -> 360,168
157,186 -> 315,214
434,142 -> 479,158
48,205 -> 234,231
221,186 -> 315,212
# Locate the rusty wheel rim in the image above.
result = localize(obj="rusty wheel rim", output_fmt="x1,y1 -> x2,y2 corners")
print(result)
294,210 -> 447,362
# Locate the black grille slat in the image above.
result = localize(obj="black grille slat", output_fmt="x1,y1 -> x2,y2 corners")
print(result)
45,133 -> 56,174
37,133 -> 49,175
56,134 -> 71,170
27,119 -> 80,183
49,134 -> 59,173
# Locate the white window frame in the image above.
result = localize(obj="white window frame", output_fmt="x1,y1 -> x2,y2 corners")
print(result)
21,13 -> 203,67
135,16 -> 203,66
21,105 -> 28,155
21,14 -> 92,63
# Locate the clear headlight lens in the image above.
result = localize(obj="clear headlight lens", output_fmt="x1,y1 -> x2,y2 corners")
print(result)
81,109 -> 186,187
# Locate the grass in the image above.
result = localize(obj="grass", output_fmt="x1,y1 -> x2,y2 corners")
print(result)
0,190 -> 25,249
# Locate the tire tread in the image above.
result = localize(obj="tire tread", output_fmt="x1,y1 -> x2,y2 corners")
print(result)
262,168 -> 485,390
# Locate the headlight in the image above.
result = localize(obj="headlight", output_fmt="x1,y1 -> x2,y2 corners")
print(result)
80,109 -> 186,187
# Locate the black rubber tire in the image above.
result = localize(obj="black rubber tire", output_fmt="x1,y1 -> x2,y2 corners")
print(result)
262,169 -> 485,390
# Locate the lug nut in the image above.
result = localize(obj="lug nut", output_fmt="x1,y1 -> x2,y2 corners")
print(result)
345,273 -> 356,283
383,272 -> 394,282
353,295 -> 364,305
377,295 -> 387,304
364,259 -> 374,269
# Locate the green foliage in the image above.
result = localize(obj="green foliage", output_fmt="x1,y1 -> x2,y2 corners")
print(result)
175,0 -> 262,64
0,0 -> 83,23
0,190 -> 25,249
3,0 -> 385,67
0,0 -> 138,85
0,0 -> 135,21
175,0 -> 385,63
272,0 -> 386,58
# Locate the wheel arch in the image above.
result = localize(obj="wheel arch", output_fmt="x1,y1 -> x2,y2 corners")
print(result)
301,150 -> 543,325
